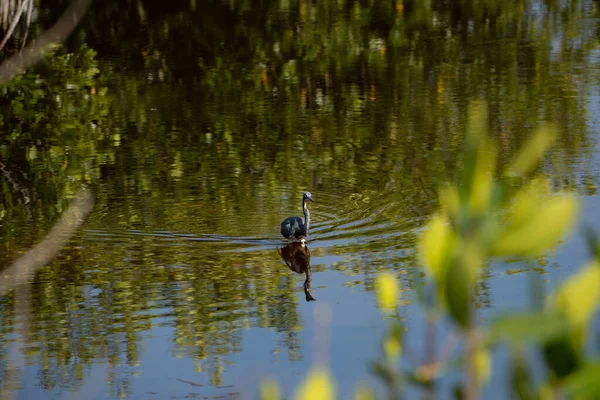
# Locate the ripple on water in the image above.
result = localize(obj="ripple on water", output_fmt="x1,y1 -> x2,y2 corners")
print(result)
83,190 -> 418,259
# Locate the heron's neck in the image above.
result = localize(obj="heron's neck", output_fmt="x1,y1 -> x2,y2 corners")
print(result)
303,201 -> 310,231
304,266 -> 312,289
303,271 -> 316,301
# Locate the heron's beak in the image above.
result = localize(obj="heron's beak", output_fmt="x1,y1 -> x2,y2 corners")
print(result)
307,195 -> 314,202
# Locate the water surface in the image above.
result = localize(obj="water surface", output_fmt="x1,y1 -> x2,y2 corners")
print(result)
1,1 -> 600,398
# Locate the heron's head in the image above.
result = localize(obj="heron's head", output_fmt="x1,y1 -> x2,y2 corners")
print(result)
303,192 -> 314,203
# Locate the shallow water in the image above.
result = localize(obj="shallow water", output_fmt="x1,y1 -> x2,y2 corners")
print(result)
2,0 -> 600,398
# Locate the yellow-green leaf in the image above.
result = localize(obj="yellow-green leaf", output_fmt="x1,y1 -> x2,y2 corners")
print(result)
475,349 -> 492,385
563,363 -> 600,398
383,335 -> 401,362
439,185 -> 459,218
354,385 -> 375,400
419,213 -> 456,287
485,312 -> 569,345
444,257 -> 472,328
507,125 -> 559,177
462,241 -> 484,281
466,101 -> 488,145
260,377 -> 281,400
375,272 -> 398,311
554,261 -> 600,327
294,367 -> 336,400
469,138 -> 497,214
543,335 -> 581,378
505,179 -> 551,228
492,194 -> 578,257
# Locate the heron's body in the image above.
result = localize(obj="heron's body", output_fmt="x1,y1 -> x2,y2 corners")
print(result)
280,216 -> 307,239
280,192 -> 314,240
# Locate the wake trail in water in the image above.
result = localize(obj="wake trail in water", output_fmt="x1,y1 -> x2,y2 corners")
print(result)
84,191 -> 422,255
84,228 -> 286,250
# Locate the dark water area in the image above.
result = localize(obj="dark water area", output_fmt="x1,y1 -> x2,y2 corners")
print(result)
1,0 -> 600,398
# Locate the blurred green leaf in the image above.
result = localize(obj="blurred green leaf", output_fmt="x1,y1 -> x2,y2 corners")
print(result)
485,312 -> 569,346
370,361 -> 395,387
510,351 -> 535,400
383,321 -> 404,363
260,377 -> 282,400
543,335 -> 581,379
444,258 -> 471,328
468,137 -> 497,216
492,194 -> 578,257
475,348 -> 492,386
554,261 -> 600,328
582,225 -> 600,260
507,125 -> 559,177
419,212 -> 456,295
375,272 -> 399,311
563,362 -> 600,398
459,103 -> 488,203
354,385 -> 376,400
294,367 -> 336,400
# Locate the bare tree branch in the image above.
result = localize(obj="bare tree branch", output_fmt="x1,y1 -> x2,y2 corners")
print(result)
0,187 -> 95,297
0,0 -> 94,85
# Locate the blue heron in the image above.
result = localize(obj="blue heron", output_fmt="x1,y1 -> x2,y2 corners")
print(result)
280,192 -> 314,240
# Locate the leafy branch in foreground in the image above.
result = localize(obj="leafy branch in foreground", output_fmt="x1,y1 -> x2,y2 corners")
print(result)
258,102 -> 600,399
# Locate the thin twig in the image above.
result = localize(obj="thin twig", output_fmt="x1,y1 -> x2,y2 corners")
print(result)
437,329 -> 461,366
423,312 -> 438,397
424,313 -> 437,365
1,0 -> 7,30
414,328 -> 462,382
20,0 -> 33,50
0,0 -> 28,52
0,158 -> 31,204
464,302 -> 480,400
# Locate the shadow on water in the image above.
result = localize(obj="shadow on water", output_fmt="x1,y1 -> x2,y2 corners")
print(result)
277,242 -> 316,302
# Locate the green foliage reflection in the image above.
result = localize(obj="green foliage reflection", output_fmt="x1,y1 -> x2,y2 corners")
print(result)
0,0 -> 599,397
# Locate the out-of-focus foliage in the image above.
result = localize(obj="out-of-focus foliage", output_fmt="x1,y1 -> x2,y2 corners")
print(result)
260,104 -> 600,399
293,367 -> 336,400
375,272 -> 399,311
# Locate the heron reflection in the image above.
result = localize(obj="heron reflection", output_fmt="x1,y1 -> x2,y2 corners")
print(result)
277,242 -> 316,302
